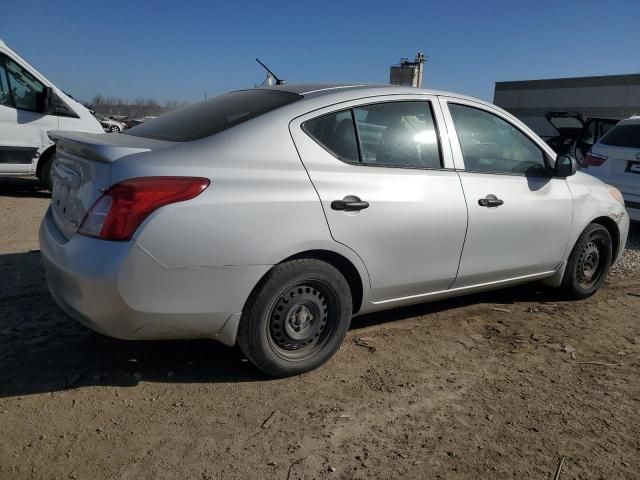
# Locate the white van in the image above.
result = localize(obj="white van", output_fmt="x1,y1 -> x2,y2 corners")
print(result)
0,39 -> 103,189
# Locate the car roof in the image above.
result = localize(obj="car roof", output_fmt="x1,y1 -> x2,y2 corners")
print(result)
254,82 -> 476,101
250,83 -> 501,117
619,115 -> 640,125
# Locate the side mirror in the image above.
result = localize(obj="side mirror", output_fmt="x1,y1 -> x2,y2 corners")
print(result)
36,86 -> 55,114
555,154 -> 577,177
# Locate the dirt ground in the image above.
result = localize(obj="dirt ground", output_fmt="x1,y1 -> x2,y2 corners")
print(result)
1,177 -> 639,480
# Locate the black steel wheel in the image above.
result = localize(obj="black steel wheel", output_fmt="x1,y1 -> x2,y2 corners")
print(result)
267,281 -> 337,360
561,223 -> 612,299
237,259 -> 352,377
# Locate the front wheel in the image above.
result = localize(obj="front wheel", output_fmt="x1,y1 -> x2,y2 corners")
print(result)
109,125 -> 121,133
237,259 -> 352,377
560,223 -> 612,299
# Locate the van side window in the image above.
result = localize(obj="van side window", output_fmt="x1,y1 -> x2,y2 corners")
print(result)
0,56 -> 12,107
3,56 -> 45,112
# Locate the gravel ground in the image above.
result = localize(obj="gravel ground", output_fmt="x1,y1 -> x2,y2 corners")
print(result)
1,177 -> 639,480
611,223 -> 640,276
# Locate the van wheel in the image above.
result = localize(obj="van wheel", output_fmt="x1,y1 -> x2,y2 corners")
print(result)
560,223 -> 612,299
38,154 -> 55,191
237,259 -> 352,377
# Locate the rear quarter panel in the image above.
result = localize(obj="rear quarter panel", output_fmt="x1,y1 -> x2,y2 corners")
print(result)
113,112 -> 371,291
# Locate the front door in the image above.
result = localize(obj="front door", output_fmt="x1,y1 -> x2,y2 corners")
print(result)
440,98 -> 574,288
291,96 -> 468,303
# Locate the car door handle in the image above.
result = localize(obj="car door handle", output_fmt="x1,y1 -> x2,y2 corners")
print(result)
478,195 -> 504,207
331,195 -> 370,211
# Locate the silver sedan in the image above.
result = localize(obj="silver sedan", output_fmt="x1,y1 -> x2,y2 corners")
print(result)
40,84 -> 629,376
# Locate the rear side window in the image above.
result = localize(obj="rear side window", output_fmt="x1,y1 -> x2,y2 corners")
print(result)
303,101 -> 442,169
599,124 -> 640,148
125,89 -> 301,142
303,110 -> 359,162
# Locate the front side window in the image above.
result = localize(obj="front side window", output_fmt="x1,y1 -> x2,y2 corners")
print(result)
303,101 -> 442,169
449,103 -> 547,175
3,56 -> 44,111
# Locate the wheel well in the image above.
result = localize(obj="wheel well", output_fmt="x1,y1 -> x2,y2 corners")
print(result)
35,146 -> 56,179
591,216 -> 620,260
283,250 -> 364,314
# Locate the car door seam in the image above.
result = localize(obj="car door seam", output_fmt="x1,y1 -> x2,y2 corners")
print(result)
436,96 -> 470,289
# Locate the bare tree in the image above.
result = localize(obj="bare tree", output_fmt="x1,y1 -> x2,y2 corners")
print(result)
87,95 -> 190,118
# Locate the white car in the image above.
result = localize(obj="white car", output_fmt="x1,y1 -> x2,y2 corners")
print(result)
94,114 -> 126,133
0,38 -> 103,189
585,116 -> 640,221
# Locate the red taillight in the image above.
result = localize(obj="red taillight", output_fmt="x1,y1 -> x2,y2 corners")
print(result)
78,177 -> 210,241
583,152 -> 608,167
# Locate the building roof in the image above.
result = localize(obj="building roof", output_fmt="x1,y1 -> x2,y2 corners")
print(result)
496,73 -> 640,91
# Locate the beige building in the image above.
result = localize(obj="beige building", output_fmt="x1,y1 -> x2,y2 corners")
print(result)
389,52 -> 426,88
494,73 -> 640,137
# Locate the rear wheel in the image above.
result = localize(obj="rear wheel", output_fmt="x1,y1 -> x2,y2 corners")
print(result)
237,259 -> 352,377
560,223 -> 612,299
38,152 -> 55,191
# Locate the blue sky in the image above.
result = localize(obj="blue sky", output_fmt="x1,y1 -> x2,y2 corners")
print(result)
2,0 -> 639,104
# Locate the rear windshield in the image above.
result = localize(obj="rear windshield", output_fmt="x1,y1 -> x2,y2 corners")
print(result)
124,89 -> 301,142
599,123 -> 640,149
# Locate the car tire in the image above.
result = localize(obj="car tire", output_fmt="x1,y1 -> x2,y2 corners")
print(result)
560,223 -> 612,299
110,125 -> 121,133
38,154 -> 55,191
237,259 -> 352,377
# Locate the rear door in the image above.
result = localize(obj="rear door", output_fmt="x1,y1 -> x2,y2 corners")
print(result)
290,95 -> 468,303
440,97 -> 573,288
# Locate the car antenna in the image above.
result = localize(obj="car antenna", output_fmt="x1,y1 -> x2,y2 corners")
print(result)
256,58 -> 287,86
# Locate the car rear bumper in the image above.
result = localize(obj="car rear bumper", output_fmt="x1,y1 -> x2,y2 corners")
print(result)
624,196 -> 640,222
39,207 -> 269,345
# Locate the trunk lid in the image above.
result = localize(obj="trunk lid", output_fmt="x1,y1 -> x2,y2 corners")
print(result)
545,111 -> 585,141
49,131 -> 176,239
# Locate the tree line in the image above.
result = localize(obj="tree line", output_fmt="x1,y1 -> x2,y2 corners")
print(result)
88,94 -> 191,118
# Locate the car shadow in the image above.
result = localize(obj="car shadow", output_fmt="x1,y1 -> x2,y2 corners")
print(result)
0,249 -> 576,399
0,176 -> 50,198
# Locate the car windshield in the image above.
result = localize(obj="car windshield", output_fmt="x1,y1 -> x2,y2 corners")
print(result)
124,89 -> 302,142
